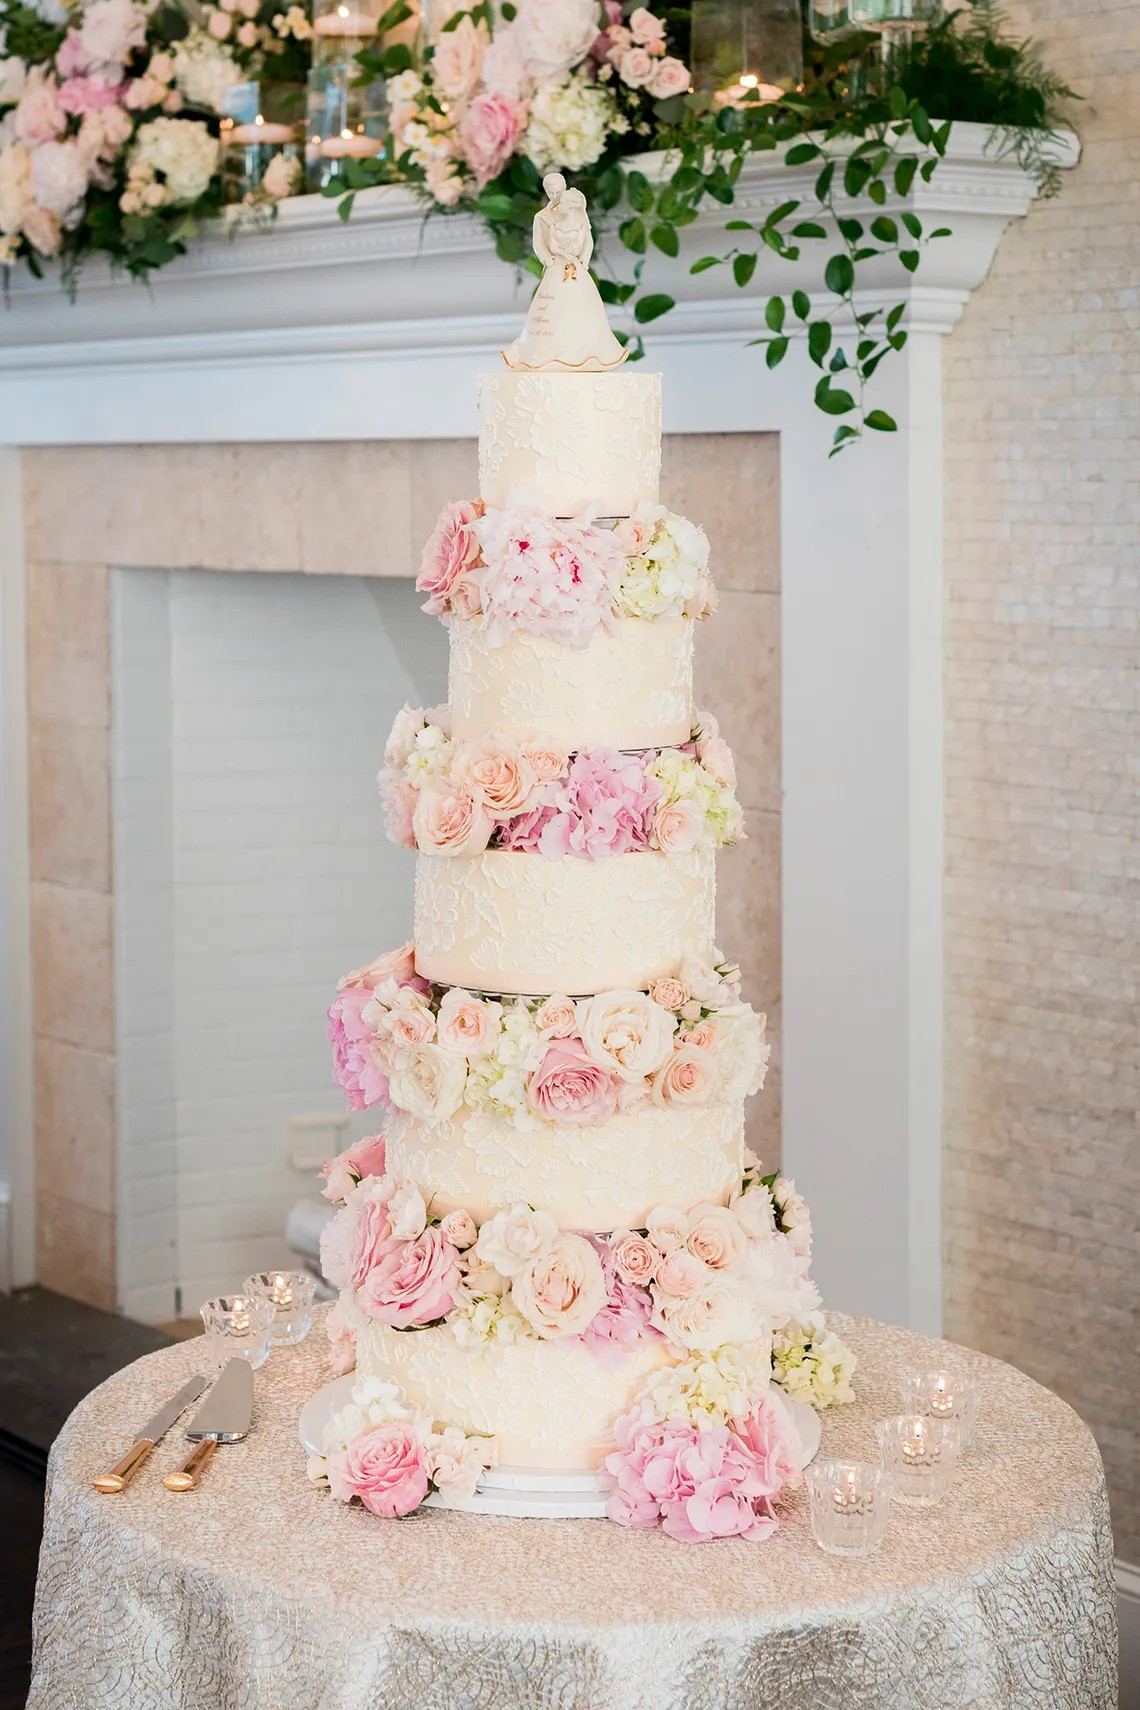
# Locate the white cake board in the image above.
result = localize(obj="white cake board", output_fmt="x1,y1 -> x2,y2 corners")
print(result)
299,1373 -> 822,1520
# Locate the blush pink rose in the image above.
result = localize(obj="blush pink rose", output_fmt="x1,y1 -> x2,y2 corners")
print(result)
440,1207 -> 478,1248
339,943 -> 420,993
357,1225 -> 461,1327
652,797 -> 704,854
609,1230 -> 657,1286
534,994 -> 578,1038
651,1046 -> 716,1108
629,6 -> 666,45
320,1131 -> 388,1203
652,1246 -> 707,1299
416,499 -> 483,615
649,976 -> 689,1011
527,1039 -> 619,1127
349,1188 -> 399,1292
378,1002 -> 436,1051
685,1203 -> 747,1271
413,784 -> 493,856
618,45 -> 654,86
685,1021 -> 719,1053
449,574 -> 483,619
339,1422 -> 429,1517
382,775 -> 419,850
457,736 -> 537,818
524,744 -> 570,784
436,989 -> 501,1059
697,734 -> 737,789
456,91 -> 526,188
648,54 -> 691,98
511,1232 -> 607,1338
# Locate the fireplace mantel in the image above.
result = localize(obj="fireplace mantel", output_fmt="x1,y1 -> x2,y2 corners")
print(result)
0,124 -> 1078,1321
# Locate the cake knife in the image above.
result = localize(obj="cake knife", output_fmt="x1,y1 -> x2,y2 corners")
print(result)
92,1373 -> 208,1493
163,1358 -> 253,1490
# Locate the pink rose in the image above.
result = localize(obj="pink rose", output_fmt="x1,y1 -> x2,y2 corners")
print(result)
732,1390 -> 804,1492
358,1225 -> 461,1327
630,6 -> 666,43
685,1020 -> 719,1053
413,785 -> 493,856
613,511 -> 653,554
523,744 -> 569,784
698,734 -> 736,789
449,574 -> 483,619
650,976 -> 688,1011
349,1187 -> 399,1291
436,989 -> 502,1059
648,54 -> 690,98
652,1046 -> 716,1108
652,798 -> 704,854
440,1207 -> 478,1248
527,1039 -> 619,1127
320,1131 -> 388,1203
416,499 -> 483,615
378,1001 -> 436,1051
338,1422 -> 429,1517
382,775 -> 419,850
609,1230 -> 657,1286
618,46 -> 654,87
457,91 -> 526,188
652,1246 -> 706,1299
534,994 -> 578,1038
511,1232 -> 607,1338
15,72 -> 67,146
457,735 -> 537,818
604,23 -> 632,64
338,944 -> 420,993
327,986 -> 390,1112
646,1205 -> 688,1252
685,1204 -> 747,1270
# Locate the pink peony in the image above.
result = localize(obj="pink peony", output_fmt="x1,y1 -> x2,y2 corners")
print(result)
320,1131 -> 388,1203
413,784 -> 493,857
456,91 -> 526,188
652,797 -> 704,854
527,1038 -> 619,1126
58,73 -> 123,114
337,1422 -> 429,1518
357,1225 -> 461,1327
581,1235 -> 658,1367
474,502 -> 625,650
327,986 -> 390,1112
431,13 -> 486,102
732,1389 -> 804,1492
651,1045 -> 717,1109
349,1188 -> 399,1292
15,73 -> 67,146
79,0 -> 150,67
648,54 -> 690,98
416,499 -> 483,616
57,29 -> 95,78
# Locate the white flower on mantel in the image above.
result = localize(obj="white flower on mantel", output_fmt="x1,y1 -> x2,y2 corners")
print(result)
172,28 -> 243,114
0,56 -> 27,106
130,117 -> 218,203
513,0 -> 597,84
260,152 -> 301,201
80,0 -> 150,68
525,71 -> 622,174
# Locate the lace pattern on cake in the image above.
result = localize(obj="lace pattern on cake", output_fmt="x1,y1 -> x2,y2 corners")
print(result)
478,372 -> 662,515
414,847 -> 716,994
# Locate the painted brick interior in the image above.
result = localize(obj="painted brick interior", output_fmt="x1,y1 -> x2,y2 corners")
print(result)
942,0 -> 1140,1559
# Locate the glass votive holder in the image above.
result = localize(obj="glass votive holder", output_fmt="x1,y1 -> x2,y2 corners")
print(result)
305,64 -> 388,190
244,1270 -> 316,1345
805,1460 -> 892,1557
200,1293 -> 273,1369
875,1415 -> 961,1507
219,81 -> 304,204
311,0 -> 383,66
900,1368 -> 980,1448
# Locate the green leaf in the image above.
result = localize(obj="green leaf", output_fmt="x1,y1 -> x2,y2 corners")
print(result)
500,0 -> 516,13
865,409 -> 897,432
673,165 -> 704,194
888,329 -> 908,351
733,251 -> 757,288
807,320 -> 831,365
814,161 -> 834,201
886,302 -> 906,331
911,105 -> 933,146
929,227 -> 951,239
900,211 -> 922,239
475,191 -> 514,221
893,156 -> 918,197
619,216 -> 647,254
899,248 -> 920,272
814,383 -> 856,415
626,169 -> 653,213
823,253 -> 855,295
792,289 -> 811,320
870,215 -> 898,243
765,336 -> 788,369
837,217 -> 863,242
634,293 -> 675,324
785,142 -> 821,165
829,349 -> 848,372
831,424 -> 860,451
791,221 -> 826,239
596,164 -> 623,210
725,219 -> 754,231
337,192 -> 356,223
650,223 -> 679,258
888,84 -> 908,119
690,254 -> 721,274
765,295 -> 785,331
494,228 -> 524,262
867,179 -> 887,206
763,198 -> 800,228
705,180 -> 735,205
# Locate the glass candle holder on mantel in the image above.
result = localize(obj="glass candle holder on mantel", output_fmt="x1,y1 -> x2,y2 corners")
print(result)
691,0 -> 803,109
244,1270 -> 317,1345
875,1414 -> 961,1507
805,1460 -> 892,1556
311,0 -> 384,65
219,80 -> 304,203
810,0 -> 942,88
305,64 -> 388,189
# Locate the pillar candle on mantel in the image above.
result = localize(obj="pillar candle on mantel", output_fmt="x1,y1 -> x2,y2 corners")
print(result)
226,119 -> 297,144
318,129 -> 384,158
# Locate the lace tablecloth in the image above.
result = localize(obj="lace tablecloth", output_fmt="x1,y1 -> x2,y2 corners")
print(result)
30,1312 -> 1117,1710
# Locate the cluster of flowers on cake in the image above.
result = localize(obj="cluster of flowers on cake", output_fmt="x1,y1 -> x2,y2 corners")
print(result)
306,1373 -> 495,1517
381,706 -> 741,860
416,495 -> 714,646
386,2 -> 688,209
326,942 -> 767,1126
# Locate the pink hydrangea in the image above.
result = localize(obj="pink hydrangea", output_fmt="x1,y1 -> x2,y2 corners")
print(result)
416,499 -> 483,616
474,502 -> 625,649
357,1225 -> 461,1328
501,749 -> 661,859
604,1405 -> 795,1542
581,1236 -> 659,1368
731,1389 -> 804,1491
58,72 -> 124,114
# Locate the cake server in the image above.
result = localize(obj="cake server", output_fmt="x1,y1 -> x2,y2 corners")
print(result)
92,1373 -> 209,1493
163,1357 -> 253,1491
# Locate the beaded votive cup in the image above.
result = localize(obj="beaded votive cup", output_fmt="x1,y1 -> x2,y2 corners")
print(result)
900,1368 -> 980,1448
200,1293 -> 273,1369
805,1460 -> 892,1556
875,1415 -> 961,1506
244,1270 -> 316,1345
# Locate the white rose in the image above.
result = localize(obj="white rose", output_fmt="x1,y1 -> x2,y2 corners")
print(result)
260,151 -> 301,200
431,14 -> 487,102
30,138 -> 88,220
646,1204 -> 688,1252
651,1273 -> 763,1351
387,1182 -> 427,1241
0,58 -> 27,105
685,1203 -> 748,1271
731,1183 -> 777,1243
388,1041 -> 468,1122
426,1426 -> 494,1503
80,0 -> 149,68
576,989 -> 675,1083
514,0 -> 597,83
711,1004 -> 769,1100
511,1231 -> 607,1339
474,1202 -> 558,1279
384,704 -> 425,769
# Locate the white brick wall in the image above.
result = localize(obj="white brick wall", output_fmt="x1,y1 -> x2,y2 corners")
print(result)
113,568 -> 445,1317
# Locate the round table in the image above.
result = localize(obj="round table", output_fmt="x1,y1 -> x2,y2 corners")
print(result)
30,1312 -> 1117,1710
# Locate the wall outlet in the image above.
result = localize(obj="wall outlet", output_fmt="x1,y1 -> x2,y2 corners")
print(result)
285,1113 -> 351,1174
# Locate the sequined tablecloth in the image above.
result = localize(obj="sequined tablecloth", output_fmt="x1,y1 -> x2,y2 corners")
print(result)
30,1312 -> 1117,1710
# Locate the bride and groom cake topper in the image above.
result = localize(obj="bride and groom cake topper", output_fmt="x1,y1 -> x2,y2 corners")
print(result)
502,171 -> 629,374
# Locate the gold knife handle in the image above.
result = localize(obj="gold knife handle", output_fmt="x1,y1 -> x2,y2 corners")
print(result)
164,1438 -> 216,1491
93,1438 -> 155,1494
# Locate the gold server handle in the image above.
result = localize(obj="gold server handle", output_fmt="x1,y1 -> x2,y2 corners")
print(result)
92,1438 -> 154,1494
163,1438 -> 217,1491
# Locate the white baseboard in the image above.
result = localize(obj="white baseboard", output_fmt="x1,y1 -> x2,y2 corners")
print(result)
1119,1559 -> 1140,1604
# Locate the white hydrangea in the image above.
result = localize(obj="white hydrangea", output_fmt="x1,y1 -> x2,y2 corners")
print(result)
772,1313 -> 856,1409
449,1289 -> 528,1349
172,29 -> 242,114
30,137 -> 89,221
404,720 -> 454,780
260,151 -> 301,200
464,1001 -> 544,1129
130,116 -> 218,203
634,1342 -> 773,1430
773,1176 -> 812,1257
525,70 -> 620,173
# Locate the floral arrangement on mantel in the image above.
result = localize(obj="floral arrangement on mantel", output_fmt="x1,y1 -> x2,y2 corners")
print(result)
0,0 -> 1074,449
307,1127 -> 856,1536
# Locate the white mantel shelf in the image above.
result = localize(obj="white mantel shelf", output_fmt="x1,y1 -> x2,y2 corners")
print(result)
0,122 -> 1079,1328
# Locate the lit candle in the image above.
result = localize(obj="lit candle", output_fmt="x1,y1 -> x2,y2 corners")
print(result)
231,1297 -> 251,1333
716,73 -> 785,107
319,130 -> 383,159
313,4 -> 379,35
269,1272 -> 293,1308
226,117 -> 296,145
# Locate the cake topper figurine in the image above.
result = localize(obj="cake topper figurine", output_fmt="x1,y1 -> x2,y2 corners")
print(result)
502,172 -> 629,373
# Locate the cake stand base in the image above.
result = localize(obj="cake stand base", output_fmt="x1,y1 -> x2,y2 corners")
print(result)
298,1373 -> 822,1520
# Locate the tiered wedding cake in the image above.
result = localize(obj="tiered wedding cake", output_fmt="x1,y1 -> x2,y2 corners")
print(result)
308,176 -> 854,1538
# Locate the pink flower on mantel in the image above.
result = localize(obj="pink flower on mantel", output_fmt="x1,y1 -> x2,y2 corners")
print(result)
334,1422 -> 429,1517
604,1414 -> 782,1542
474,501 -> 625,650
58,72 -> 124,114
456,91 -> 526,188
416,499 -> 483,616
502,749 -> 661,860
357,1225 -> 461,1328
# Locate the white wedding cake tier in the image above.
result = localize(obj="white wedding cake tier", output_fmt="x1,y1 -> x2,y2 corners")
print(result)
309,173 -> 854,1539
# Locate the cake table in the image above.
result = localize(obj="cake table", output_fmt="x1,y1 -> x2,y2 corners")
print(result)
30,1312 -> 1117,1710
